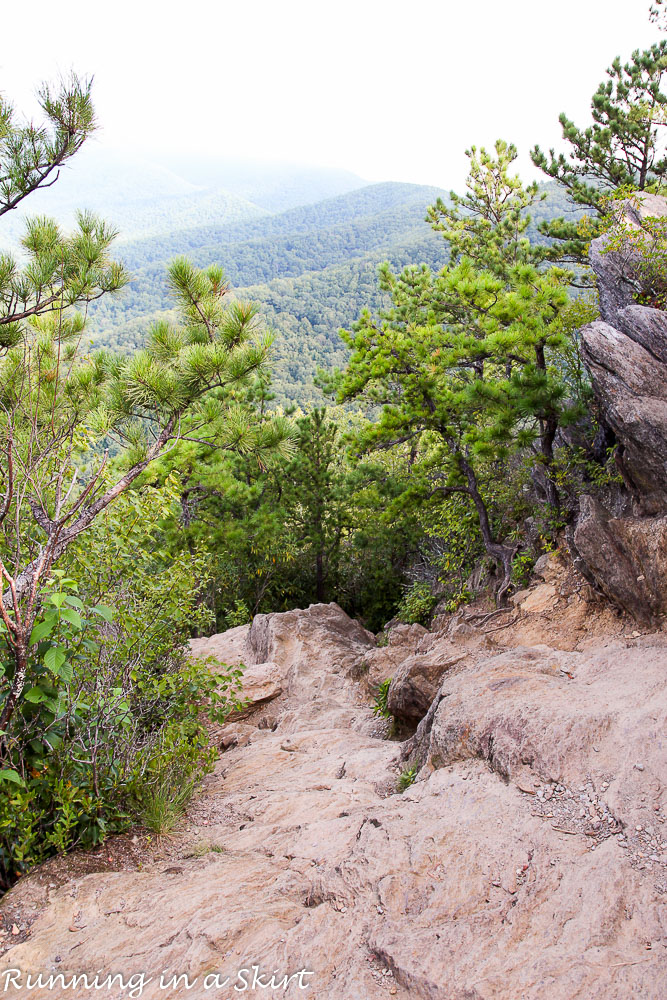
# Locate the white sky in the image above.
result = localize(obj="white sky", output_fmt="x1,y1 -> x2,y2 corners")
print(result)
0,0 -> 662,190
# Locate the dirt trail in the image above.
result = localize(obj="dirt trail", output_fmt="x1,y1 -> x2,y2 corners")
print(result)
1,601 -> 666,999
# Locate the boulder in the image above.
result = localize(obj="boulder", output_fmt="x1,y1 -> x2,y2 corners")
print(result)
573,195 -> 667,618
516,582 -> 557,614
532,550 -> 563,583
573,496 -> 667,623
357,645 -> 409,693
248,601 -> 374,666
386,622 -> 428,648
405,638 -> 667,806
189,623 -> 250,667
581,318 -> 667,511
232,660 -> 283,713
617,303 -> 667,364
190,627 -> 284,716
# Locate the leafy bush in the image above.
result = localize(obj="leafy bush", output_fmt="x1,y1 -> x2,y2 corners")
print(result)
511,552 -> 535,588
223,600 -> 252,630
602,191 -> 667,308
0,486 -> 244,891
397,582 -> 437,626
372,678 -> 392,718
131,730 -> 216,835
442,586 -> 473,613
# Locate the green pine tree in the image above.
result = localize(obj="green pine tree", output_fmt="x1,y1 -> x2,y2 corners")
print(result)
0,71 -> 286,736
531,41 -> 667,261
281,408 -> 351,603
337,146 -> 573,603
427,140 -> 551,277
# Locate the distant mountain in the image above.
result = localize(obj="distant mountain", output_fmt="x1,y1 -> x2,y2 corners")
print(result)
1,148 -> 585,407
157,155 -> 367,212
0,148 -> 367,249
0,148 -> 264,248
86,180 -> 449,402
117,181 -> 445,270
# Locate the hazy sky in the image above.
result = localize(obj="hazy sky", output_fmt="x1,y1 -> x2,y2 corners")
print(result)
0,1 -> 661,190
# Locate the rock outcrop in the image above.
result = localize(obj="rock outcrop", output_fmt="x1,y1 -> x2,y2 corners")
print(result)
386,643 -> 468,725
573,496 -> 667,622
574,194 -> 667,622
3,601 -> 666,999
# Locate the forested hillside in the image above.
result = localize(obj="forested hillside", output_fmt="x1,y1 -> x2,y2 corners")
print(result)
0,146 -> 365,245
86,182 -> 447,402
88,179 -> 579,404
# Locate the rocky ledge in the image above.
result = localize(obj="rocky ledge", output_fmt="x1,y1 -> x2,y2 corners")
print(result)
2,589 -> 665,999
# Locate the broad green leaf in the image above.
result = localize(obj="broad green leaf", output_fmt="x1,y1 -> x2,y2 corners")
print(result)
0,769 -> 24,786
58,659 -> 73,683
46,593 -> 67,608
91,605 -> 114,623
60,608 -> 83,630
64,595 -> 84,609
44,646 -> 67,676
30,619 -> 56,645
24,686 -> 48,703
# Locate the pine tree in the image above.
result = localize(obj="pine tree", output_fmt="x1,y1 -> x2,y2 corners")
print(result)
337,146 -> 572,603
651,2 -> 666,30
427,140 -> 551,277
281,408 -> 351,602
0,74 -> 284,735
531,42 -> 667,261
0,75 -> 128,348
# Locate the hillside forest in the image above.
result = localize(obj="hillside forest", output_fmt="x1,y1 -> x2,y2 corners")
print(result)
0,32 -> 666,890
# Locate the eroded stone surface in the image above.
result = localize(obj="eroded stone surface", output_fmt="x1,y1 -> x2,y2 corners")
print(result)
387,646 -> 468,725
573,196 -> 667,621
3,602 -> 666,999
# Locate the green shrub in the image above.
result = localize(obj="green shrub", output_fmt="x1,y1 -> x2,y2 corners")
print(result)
397,582 -> 437,626
442,586 -> 472,613
0,486 -> 245,892
223,600 -> 252,630
372,678 -> 392,718
511,552 -> 535,588
131,729 -> 216,835
602,191 -> 667,309
398,765 -> 417,792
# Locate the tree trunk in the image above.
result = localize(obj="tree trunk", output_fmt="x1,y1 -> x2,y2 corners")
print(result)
316,551 -> 325,603
0,633 -> 28,739
534,344 -> 561,512
459,454 -> 516,606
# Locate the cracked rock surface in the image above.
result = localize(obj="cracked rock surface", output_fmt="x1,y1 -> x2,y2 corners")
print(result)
2,602 -> 666,999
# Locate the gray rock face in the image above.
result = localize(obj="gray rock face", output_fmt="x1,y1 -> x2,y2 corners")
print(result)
581,318 -> 667,511
573,496 -> 667,623
574,196 -> 667,620
617,304 -> 667,364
